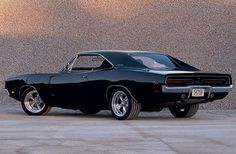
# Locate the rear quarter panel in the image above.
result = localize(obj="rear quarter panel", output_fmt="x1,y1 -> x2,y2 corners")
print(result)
107,68 -> 166,103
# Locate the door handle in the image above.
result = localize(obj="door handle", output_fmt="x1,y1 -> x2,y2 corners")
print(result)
81,75 -> 87,78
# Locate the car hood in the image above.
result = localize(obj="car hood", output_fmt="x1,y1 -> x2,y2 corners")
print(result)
6,73 -> 58,82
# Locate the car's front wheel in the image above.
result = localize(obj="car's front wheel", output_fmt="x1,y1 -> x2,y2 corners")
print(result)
21,89 -> 51,115
169,104 -> 199,118
110,89 -> 141,120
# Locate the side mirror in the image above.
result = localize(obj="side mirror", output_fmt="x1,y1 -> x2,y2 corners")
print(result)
61,63 -> 70,72
60,55 -> 77,73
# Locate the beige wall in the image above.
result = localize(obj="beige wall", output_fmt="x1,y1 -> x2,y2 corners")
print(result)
0,0 -> 235,109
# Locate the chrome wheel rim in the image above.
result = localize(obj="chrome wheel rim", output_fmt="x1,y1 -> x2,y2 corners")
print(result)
111,91 -> 129,117
24,90 -> 45,113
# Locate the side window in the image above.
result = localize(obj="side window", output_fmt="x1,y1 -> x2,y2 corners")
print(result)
72,55 -> 112,71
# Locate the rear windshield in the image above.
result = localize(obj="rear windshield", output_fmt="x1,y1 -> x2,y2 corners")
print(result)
130,53 -> 177,70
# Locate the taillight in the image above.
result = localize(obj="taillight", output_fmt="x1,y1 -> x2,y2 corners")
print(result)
166,79 -> 193,85
201,79 -> 226,84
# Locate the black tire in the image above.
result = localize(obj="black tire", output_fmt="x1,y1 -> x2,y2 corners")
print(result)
21,88 -> 51,116
110,88 -> 141,120
169,104 -> 199,118
79,106 -> 101,115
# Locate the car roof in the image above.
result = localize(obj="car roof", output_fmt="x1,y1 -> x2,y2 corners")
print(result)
77,50 -> 167,68
78,50 -> 165,55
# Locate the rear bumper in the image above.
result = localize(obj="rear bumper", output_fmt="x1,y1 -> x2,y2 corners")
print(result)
162,85 -> 233,93
162,85 -> 233,100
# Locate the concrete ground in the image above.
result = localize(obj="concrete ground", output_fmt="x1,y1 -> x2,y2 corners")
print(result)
0,103 -> 236,154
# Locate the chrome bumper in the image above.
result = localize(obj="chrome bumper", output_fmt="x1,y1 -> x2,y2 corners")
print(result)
162,85 -> 233,93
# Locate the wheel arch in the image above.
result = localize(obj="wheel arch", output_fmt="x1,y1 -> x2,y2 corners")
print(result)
106,85 -> 138,102
19,85 -> 39,100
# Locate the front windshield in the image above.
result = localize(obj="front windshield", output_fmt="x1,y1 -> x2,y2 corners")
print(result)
130,53 -> 177,70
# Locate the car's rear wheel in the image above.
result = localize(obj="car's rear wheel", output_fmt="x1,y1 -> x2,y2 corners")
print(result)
169,104 -> 199,118
110,89 -> 141,120
21,89 -> 51,115
79,106 -> 101,115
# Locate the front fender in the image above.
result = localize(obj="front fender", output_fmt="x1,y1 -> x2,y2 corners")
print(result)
25,73 -> 57,104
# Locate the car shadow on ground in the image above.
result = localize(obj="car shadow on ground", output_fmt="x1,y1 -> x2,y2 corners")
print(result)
3,108 -> 212,121
1,100 -> 226,121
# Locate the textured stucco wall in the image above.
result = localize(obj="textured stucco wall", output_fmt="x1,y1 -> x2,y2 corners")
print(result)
0,0 -> 235,109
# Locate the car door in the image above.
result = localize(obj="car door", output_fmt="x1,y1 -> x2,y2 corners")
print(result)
49,71 -> 88,107
48,55 -> 99,108
85,57 -> 114,107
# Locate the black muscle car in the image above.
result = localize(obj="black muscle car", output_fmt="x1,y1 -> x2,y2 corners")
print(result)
5,50 -> 233,120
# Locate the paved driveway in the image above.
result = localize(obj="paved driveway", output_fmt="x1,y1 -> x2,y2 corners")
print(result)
0,103 -> 236,154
